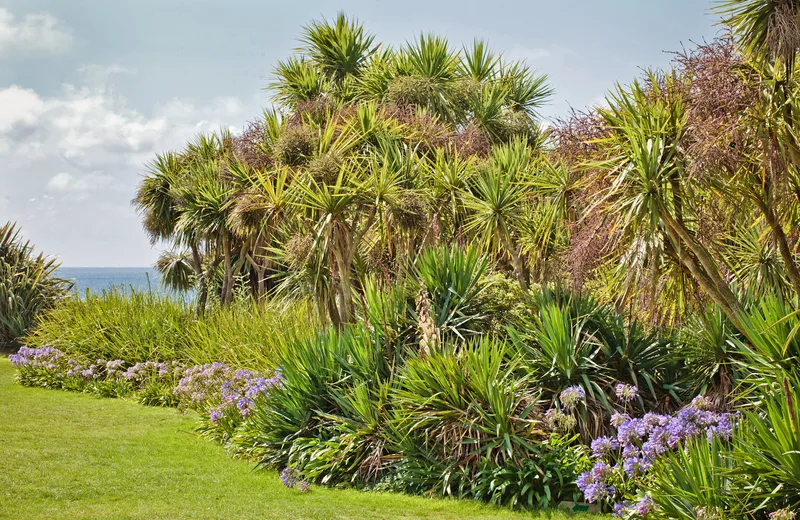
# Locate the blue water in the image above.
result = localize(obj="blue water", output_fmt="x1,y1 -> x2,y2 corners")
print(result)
57,267 -> 163,296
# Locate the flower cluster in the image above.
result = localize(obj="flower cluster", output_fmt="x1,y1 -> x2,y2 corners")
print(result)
559,385 -> 586,410
10,347 -> 282,420
544,407 -> 577,431
174,363 -> 281,423
10,346 -> 65,370
615,384 -> 638,403
280,466 -> 310,493
122,361 -> 183,384
769,509 -> 797,520
577,397 -> 737,515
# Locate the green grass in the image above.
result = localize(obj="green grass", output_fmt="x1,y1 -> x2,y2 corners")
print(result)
0,358 -> 600,519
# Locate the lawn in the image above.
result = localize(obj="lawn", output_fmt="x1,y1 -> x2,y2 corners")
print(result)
0,357 -> 599,519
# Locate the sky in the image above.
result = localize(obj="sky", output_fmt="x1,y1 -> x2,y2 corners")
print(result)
0,0 -> 724,267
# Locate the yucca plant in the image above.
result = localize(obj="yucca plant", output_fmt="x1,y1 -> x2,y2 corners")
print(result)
411,244 -> 490,342
232,324 -> 393,467
732,375 -> 800,512
0,221 -> 71,349
646,436 -> 750,519
389,339 -> 544,497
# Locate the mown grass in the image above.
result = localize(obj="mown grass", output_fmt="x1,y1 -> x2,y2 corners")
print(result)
0,358 -> 599,519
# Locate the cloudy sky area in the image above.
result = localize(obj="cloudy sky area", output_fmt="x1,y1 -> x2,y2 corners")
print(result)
1,0 -> 721,266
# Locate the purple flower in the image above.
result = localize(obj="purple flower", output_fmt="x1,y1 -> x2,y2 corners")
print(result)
591,436 -> 619,459
560,385 -> 585,410
280,467 -> 299,488
615,383 -> 638,402
633,495 -> 655,517
296,481 -> 311,494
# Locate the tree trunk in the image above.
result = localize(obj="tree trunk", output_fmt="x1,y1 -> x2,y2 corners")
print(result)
221,233 -> 233,305
756,196 -> 800,297
501,233 -> 528,291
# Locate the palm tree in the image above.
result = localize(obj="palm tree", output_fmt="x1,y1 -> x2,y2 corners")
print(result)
464,164 -> 530,290
716,0 -> 800,63
299,12 -> 377,84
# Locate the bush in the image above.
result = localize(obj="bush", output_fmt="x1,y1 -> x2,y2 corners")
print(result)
182,299 -> 318,370
25,290 -> 315,370
25,289 -> 192,362
232,325 -> 393,469
389,339 -> 586,508
0,222 -> 71,349
645,436 -> 743,519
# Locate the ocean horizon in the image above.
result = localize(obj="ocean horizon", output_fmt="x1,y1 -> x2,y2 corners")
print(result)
57,267 -> 164,296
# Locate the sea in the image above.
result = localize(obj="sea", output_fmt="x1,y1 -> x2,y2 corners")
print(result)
57,267 -> 164,296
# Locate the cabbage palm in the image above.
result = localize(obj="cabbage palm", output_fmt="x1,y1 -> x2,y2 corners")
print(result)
597,75 -> 749,335
464,166 -> 529,290
716,0 -> 800,62
299,12 -> 377,84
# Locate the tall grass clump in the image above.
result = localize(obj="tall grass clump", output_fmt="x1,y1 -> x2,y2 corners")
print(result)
0,221 -> 71,349
26,288 -> 192,362
183,299 -> 319,370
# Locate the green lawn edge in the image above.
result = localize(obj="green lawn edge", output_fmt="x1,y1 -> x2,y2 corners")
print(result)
0,357 -> 601,519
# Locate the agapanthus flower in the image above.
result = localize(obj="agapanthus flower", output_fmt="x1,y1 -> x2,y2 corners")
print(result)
591,436 -> 619,459
296,481 -> 311,494
769,509 -> 796,520
610,412 -> 630,428
615,383 -> 638,403
559,385 -> 585,410
280,467 -> 300,488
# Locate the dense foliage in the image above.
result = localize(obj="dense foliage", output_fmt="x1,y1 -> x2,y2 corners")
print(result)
0,222 -> 71,349
9,1 -> 800,517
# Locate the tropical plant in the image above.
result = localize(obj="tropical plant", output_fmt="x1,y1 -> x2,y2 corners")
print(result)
0,222 -> 71,348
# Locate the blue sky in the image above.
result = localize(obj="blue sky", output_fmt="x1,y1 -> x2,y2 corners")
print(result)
0,1 -> 723,266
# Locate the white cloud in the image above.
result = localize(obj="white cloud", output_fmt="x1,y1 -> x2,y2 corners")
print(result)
0,8 -> 73,56
0,66 -> 251,265
46,172 -> 73,191
0,74 -> 246,169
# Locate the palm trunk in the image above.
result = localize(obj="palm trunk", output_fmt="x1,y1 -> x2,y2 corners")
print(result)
501,233 -> 528,291
755,195 -> 800,297
221,233 -> 233,305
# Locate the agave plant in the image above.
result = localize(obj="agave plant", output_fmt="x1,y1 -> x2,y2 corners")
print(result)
0,222 -> 71,348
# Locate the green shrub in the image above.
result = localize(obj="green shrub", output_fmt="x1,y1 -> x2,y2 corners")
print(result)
26,290 -> 314,370
182,299 -> 318,370
412,245 -> 490,342
389,338 -> 584,508
732,377 -> 800,513
233,325 -> 393,468
0,222 -> 71,349
645,436 -> 746,519
25,289 -> 192,362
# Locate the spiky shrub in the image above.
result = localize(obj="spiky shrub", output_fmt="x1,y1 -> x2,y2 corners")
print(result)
645,436 -> 745,519
0,222 -> 71,348
732,376 -> 800,513
412,245 -> 490,342
389,339 -> 587,507
232,325 -> 393,473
